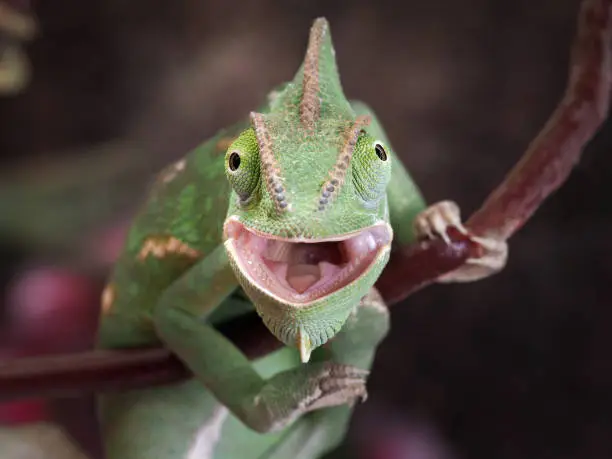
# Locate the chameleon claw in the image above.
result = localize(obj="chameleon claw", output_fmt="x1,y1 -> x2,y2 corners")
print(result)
414,200 -> 465,244
307,363 -> 368,411
437,236 -> 508,283
454,220 -> 469,236
414,200 -> 508,282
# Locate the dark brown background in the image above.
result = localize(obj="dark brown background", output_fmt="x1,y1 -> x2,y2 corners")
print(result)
2,0 -> 612,458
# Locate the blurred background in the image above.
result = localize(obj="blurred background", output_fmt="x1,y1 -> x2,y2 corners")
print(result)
1,0 -> 612,458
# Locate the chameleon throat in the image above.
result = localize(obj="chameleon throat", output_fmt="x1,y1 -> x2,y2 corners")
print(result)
224,219 -> 391,303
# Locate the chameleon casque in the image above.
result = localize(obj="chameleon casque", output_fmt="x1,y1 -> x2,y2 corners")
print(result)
97,18 -> 507,459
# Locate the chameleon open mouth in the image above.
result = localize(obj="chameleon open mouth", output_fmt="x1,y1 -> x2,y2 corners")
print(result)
224,219 -> 392,304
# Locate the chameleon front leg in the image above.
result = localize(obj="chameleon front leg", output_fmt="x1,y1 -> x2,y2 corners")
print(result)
262,288 -> 391,459
350,101 -> 508,283
153,244 -> 368,434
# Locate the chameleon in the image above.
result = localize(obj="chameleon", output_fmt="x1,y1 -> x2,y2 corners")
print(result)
96,18 -> 508,459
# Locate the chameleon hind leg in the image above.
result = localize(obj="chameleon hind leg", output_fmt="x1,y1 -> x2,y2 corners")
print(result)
254,288 -> 391,459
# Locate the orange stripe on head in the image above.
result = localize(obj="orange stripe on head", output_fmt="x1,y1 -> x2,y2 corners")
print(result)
300,18 -> 328,133
250,112 -> 289,213
317,115 -> 371,211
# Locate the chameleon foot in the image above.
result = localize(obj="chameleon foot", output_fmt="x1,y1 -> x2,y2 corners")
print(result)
414,200 -> 508,282
304,362 -> 369,410
414,200 -> 468,243
250,362 -> 368,432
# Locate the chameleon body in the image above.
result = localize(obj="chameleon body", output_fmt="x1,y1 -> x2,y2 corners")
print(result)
97,18 -> 505,459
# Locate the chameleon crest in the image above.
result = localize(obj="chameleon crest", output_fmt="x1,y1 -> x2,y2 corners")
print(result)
223,18 -> 394,361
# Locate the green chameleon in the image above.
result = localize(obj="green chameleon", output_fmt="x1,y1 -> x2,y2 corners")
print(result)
97,18 -> 507,459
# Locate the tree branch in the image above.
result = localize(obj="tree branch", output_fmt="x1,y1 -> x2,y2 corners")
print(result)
1,0 -> 610,403
380,0 -> 612,302
467,0 -> 612,240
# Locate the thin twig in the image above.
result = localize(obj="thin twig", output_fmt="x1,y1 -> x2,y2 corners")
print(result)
0,312 -> 282,402
0,0 -> 610,402
380,0 -> 612,302
468,0 -> 612,240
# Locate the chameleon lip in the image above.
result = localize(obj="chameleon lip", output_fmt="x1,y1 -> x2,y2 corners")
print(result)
223,219 -> 392,303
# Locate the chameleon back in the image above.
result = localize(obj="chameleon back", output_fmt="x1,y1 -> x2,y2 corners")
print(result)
96,126 -> 240,348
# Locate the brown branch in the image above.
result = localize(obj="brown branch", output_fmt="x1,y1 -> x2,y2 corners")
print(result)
1,0 -> 610,403
468,0 -> 612,240
0,313 -> 278,402
377,232 -> 476,304
380,0 -> 612,302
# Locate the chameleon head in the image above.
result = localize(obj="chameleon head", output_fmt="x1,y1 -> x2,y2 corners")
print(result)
222,17 -> 394,362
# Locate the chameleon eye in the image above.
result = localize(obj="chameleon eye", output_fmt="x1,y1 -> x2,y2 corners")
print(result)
224,128 -> 260,203
351,134 -> 392,205
374,143 -> 387,161
228,152 -> 241,171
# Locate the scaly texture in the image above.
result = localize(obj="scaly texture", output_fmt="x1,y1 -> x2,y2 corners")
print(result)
93,16 -> 425,459
300,18 -> 326,132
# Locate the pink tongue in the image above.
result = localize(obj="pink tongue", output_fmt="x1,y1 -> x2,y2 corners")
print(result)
286,264 -> 320,293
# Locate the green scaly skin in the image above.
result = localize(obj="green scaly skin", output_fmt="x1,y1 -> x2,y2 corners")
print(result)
97,18 -> 426,459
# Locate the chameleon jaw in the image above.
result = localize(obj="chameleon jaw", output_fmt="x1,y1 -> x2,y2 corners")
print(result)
223,219 -> 392,304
